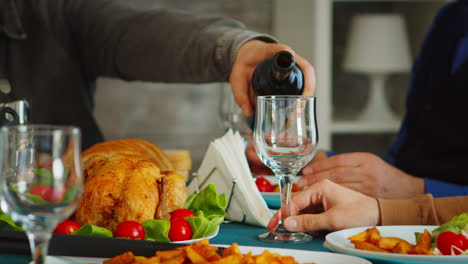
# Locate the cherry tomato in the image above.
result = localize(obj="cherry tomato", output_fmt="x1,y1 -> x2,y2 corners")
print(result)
437,231 -> 468,255
114,221 -> 145,240
29,186 -> 51,200
47,188 -> 67,202
41,161 -> 53,169
54,220 -> 81,235
29,186 -> 66,202
170,208 -> 196,220
255,177 -> 274,192
168,218 -> 193,242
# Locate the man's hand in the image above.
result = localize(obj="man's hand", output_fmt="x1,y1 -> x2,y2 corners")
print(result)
297,152 -> 425,199
268,179 -> 380,232
229,40 -> 315,116
309,150 -> 328,163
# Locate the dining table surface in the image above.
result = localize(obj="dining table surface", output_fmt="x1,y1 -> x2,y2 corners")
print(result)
0,221 -> 443,264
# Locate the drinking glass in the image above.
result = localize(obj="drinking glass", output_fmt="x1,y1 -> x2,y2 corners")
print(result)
0,125 -> 83,264
218,84 -> 252,140
254,96 -> 318,243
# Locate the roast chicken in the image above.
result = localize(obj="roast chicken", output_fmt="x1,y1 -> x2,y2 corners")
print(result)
74,139 -> 188,232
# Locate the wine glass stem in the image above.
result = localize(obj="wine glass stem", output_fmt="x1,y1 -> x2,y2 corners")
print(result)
27,231 -> 51,264
276,174 -> 294,229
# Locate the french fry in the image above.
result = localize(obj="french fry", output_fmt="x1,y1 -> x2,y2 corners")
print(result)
368,227 -> 381,245
241,252 -> 254,263
155,249 -> 185,260
133,256 -> 163,264
210,254 -> 243,264
159,256 -> 185,264
104,240 -> 302,264
186,245 -> 208,264
196,244 -> 220,261
347,228 -> 371,242
351,241 -> 391,253
347,227 -> 432,256
222,242 -> 241,257
376,237 -> 410,250
414,229 -> 432,251
104,251 -> 135,264
411,229 -> 433,255
392,241 -> 415,254
348,227 -> 381,245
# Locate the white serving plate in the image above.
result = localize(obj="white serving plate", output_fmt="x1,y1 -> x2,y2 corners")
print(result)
46,245 -> 371,264
325,225 -> 468,263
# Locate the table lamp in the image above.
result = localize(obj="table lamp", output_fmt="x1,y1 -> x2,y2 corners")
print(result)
343,13 -> 411,122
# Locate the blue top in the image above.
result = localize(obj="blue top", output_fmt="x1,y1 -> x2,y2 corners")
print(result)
385,0 -> 468,197
424,178 -> 468,197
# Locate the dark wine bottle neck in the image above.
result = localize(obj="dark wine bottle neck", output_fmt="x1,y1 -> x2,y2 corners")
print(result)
271,51 -> 295,81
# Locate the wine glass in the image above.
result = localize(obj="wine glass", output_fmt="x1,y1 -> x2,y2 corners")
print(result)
0,125 -> 83,264
254,95 -> 318,243
218,84 -> 252,140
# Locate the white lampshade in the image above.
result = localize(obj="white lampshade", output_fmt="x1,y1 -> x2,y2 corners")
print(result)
343,13 -> 411,74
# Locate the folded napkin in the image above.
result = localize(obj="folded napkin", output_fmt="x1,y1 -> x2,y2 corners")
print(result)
187,130 -> 272,227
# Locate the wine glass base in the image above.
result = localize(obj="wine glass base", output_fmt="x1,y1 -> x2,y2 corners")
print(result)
257,229 -> 312,243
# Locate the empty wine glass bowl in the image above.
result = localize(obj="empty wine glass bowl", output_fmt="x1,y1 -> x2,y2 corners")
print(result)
0,125 -> 83,264
254,95 -> 318,243
218,84 -> 252,139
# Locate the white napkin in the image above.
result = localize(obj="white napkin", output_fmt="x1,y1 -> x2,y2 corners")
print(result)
187,130 -> 273,227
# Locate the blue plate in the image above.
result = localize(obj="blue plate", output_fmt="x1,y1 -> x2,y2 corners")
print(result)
261,192 -> 280,209
257,176 -> 302,209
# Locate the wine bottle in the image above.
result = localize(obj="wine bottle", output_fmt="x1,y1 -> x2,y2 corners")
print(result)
249,50 -> 304,128
252,50 -> 304,96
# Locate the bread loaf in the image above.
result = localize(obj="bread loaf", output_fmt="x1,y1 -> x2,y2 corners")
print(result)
164,149 -> 192,181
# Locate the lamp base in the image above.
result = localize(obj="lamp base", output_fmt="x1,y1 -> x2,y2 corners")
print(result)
357,74 -> 399,123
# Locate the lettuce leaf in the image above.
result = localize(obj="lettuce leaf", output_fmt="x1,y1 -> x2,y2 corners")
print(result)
184,184 -> 226,240
141,219 -> 170,242
0,209 -> 23,231
24,193 -> 48,205
71,224 -> 113,237
185,211 -> 223,239
33,168 -> 53,186
60,187 -> 78,204
185,184 -> 227,218
33,167 -> 69,186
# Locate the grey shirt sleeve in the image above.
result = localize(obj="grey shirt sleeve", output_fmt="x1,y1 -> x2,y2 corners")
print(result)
64,0 -> 276,83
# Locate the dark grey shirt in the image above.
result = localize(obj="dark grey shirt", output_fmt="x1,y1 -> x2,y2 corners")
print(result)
0,0 -> 274,149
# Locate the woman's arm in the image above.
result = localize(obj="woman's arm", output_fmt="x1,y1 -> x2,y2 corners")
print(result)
267,180 -> 468,232
379,194 -> 468,226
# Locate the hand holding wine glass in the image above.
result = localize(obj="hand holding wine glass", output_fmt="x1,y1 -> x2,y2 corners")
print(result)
254,95 -> 318,243
0,125 -> 83,264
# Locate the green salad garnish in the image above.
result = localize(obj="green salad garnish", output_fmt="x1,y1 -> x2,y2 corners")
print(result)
431,213 -> 468,239
0,184 -> 227,243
